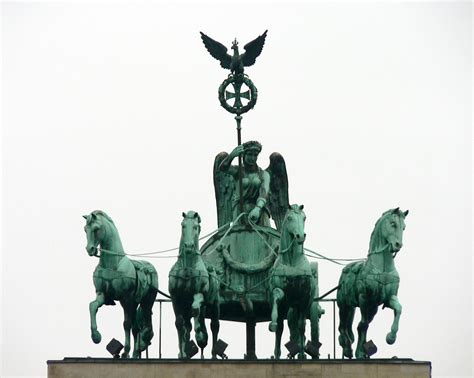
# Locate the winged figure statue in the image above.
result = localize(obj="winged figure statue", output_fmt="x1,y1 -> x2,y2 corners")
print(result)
200,30 -> 268,76
213,141 -> 289,231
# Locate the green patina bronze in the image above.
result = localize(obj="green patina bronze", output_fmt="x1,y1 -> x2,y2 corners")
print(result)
213,141 -> 289,229
83,211 -> 158,358
200,31 -> 267,77
202,141 -> 292,359
168,211 -> 221,359
200,31 -> 266,116
269,205 -> 319,360
79,31 -> 412,361
337,208 -> 409,359
192,32 -> 322,359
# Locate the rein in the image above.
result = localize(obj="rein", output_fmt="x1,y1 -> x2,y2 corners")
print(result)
367,243 -> 390,256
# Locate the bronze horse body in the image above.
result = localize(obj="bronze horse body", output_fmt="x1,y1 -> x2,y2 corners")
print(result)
337,207 -> 408,359
268,205 -> 316,359
83,210 -> 158,358
169,211 -> 221,359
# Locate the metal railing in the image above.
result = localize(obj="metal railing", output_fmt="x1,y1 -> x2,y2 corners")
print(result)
153,297 -> 338,359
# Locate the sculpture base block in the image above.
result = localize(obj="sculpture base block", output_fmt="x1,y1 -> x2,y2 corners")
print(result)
47,358 -> 431,378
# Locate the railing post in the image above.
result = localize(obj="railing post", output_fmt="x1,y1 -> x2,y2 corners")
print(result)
159,301 -> 163,359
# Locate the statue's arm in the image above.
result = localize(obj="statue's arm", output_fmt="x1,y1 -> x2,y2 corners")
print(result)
219,145 -> 244,177
256,170 -> 271,210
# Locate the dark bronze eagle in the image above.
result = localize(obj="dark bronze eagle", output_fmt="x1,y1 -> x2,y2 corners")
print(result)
200,30 -> 268,75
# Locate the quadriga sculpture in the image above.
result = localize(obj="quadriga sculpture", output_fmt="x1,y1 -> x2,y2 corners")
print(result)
337,207 -> 409,359
268,204 -> 316,359
83,210 -> 158,358
168,211 -> 221,359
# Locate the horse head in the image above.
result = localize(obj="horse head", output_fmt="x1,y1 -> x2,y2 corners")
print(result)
180,211 -> 201,255
282,204 -> 306,249
373,207 -> 409,254
280,205 -> 306,263
83,210 -> 111,256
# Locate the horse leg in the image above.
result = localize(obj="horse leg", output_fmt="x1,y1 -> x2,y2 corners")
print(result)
287,307 -> 302,358
210,302 -> 220,359
173,301 -> 186,359
310,302 -> 322,359
269,288 -> 284,332
192,293 -> 207,352
89,292 -> 105,344
338,303 -> 355,359
273,311 -> 284,359
121,302 -> 135,358
132,297 -> 154,359
198,305 -> 208,358
355,297 -> 378,359
297,307 -> 306,360
386,295 -> 402,344
183,315 -> 192,359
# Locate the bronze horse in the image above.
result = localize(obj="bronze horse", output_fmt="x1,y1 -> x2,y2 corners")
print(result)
169,211 -> 221,359
337,207 -> 408,359
83,210 -> 158,358
268,205 -> 316,359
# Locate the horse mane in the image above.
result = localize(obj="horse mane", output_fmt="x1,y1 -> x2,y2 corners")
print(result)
91,210 -> 115,225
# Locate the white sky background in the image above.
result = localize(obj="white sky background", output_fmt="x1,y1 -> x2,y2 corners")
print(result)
1,1 -> 472,377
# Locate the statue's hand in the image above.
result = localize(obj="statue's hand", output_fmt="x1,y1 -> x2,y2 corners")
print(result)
230,145 -> 245,159
249,207 -> 261,223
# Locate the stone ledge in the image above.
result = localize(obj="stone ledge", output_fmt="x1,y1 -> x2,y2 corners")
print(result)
47,358 -> 431,378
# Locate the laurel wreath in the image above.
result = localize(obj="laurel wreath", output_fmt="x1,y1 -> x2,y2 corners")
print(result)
218,75 -> 258,115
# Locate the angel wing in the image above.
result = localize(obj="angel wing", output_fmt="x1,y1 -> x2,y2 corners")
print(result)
265,152 -> 289,231
213,152 -> 235,227
242,30 -> 268,67
200,32 -> 232,70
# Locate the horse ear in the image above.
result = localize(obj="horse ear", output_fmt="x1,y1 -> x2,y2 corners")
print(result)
393,207 -> 400,213
182,212 -> 186,218
91,213 -> 97,219
194,212 -> 201,223
404,210 -> 409,217
299,204 -> 304,210
82,215 -> 88,220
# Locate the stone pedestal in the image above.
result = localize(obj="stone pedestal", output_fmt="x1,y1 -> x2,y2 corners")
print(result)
47,358 -> 431,378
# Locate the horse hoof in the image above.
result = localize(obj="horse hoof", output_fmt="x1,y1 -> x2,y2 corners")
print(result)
91,330 -> 102,344
386,332 -> 397,344
121,352 -> 130,359
344,352 -> 353,359
269,322 -> 277,332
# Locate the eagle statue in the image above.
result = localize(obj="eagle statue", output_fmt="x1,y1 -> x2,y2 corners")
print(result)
200,30 -> 268,76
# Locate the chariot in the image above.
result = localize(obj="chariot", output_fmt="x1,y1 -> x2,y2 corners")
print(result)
82,30 -> 409,362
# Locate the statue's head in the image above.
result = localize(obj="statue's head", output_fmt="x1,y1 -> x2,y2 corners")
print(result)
231,38 -> 239,51
243,140 -> 262,166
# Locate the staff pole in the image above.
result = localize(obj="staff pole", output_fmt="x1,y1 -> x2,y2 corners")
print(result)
235,115 -> 244,214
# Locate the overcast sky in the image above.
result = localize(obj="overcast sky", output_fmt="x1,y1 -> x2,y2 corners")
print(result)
2,2 -> 472,377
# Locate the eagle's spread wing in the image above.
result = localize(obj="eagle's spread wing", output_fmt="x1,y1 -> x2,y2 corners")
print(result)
242,30 -> 268,67
200,32 -> 232,70
265,152 -> 289,231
